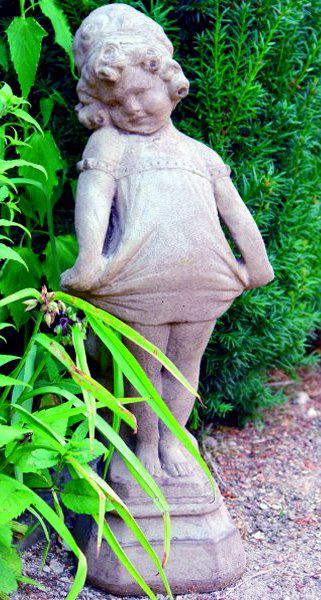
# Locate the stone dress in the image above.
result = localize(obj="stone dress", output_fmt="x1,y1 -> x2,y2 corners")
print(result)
77,120 -> 246,325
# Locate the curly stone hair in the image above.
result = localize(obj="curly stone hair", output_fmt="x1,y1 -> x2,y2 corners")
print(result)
73,5 -> 189,130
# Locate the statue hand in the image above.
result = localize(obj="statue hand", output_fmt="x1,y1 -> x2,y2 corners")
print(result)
60,257 -> 107,292
237,259 -> 274,290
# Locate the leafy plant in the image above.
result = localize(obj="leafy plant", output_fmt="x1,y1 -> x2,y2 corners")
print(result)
0,286 -> 213,598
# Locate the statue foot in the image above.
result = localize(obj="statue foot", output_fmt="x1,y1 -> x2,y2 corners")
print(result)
159,440 -> 194,477
135,440 -> 163,477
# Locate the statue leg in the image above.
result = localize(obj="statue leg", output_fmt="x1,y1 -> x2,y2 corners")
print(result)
125,322 -> 171,477
159,320 -> 215,477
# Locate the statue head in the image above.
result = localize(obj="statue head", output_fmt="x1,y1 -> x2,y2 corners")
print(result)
73,4 -> 189,133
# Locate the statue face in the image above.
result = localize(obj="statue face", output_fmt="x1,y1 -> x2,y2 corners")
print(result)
104,65 -> 173,134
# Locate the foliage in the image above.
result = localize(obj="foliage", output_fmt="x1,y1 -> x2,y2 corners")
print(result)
2,0 -> 320,425
0,282 -> 214,598
0,0 -> 321,592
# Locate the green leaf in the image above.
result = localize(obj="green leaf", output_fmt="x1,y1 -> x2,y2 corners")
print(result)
0,249 -> 42,328
34,334 -> 137,431
61,478 -> 112,515
24,470 -> 53,489
40,96 -> 54,127
6,17 -> 47,98
0,475 -> 87,600
66,439 -> 106,464
44,234 -> 78,289
0,375 -> 30,388
0,478 -> 33,526
0,355 -> 20,368
0,244 -> 27,268
0,424 -> 31,446
0,219 -> 30,236
19,131 -> 64,222
56,292 -> 199,398
0,549 -> 21,594
0,39 -> 8,72
0,524 -> 12,549
39,0 -> 73,57
89,316 -> 215,493
6,446 -> 60,473
0,288 -> 40,311
100,519 -> 157,600
12,108 -> 42,133
18,575 -> 45,590
0,159 -> 46,176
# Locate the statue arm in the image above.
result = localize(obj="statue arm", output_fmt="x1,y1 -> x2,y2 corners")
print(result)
61,168 -> 116,292
214,177 -> 274,289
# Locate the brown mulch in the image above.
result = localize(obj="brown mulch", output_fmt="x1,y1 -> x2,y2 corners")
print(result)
13,369 -> 321,600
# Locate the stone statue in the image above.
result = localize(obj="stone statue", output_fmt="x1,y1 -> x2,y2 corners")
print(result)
61,3 -> 274,594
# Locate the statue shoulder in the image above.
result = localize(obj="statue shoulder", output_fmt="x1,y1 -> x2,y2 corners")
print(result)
175,129 -> 225,167
83,126 -> 125,163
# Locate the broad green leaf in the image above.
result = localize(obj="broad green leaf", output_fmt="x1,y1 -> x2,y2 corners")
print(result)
0,550 -> 20,594
44,234 -> 77,289
0,249 -> 42,327
0,478 -> 33,525
66,439 -> 106,464
19,131 -> 64,222
39,0 -> 73,58
61,478 -> 112,515
0,424 -> 30,446
6,446 -> 60,473
33,402 -> 74,438
24,470 -> 53,489
0,523 -> 12,549
11,405 -> 65,449
0,244 -> 27,268
6,17 -> 47,98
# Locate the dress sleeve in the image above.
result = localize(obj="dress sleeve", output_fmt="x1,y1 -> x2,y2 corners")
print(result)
77,157 -> 117,179
208,163 -> 231,182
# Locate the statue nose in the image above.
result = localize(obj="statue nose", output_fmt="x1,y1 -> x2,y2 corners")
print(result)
124,97 -> 142,115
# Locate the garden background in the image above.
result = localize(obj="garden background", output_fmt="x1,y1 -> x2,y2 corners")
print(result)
1,0 -> 321,424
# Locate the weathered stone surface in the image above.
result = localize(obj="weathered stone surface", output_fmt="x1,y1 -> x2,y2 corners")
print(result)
74,454 -> 246,595
61,3 -> 274,594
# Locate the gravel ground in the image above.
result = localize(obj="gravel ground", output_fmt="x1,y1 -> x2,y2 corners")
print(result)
13,369 -> 321,600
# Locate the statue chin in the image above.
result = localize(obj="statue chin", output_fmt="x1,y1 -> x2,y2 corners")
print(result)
111,116 -> 170,136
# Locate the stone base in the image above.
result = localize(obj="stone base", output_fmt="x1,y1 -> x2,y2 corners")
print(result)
74,454 -> 246,596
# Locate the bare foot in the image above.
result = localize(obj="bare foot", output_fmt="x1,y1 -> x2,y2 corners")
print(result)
159,439 -> 194,477
135,440 -> 163,477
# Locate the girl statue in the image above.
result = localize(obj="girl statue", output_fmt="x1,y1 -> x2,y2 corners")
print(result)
61,4 -> 274,478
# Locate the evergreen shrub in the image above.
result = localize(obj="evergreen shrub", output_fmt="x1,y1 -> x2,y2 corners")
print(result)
3,0 -> 321,424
